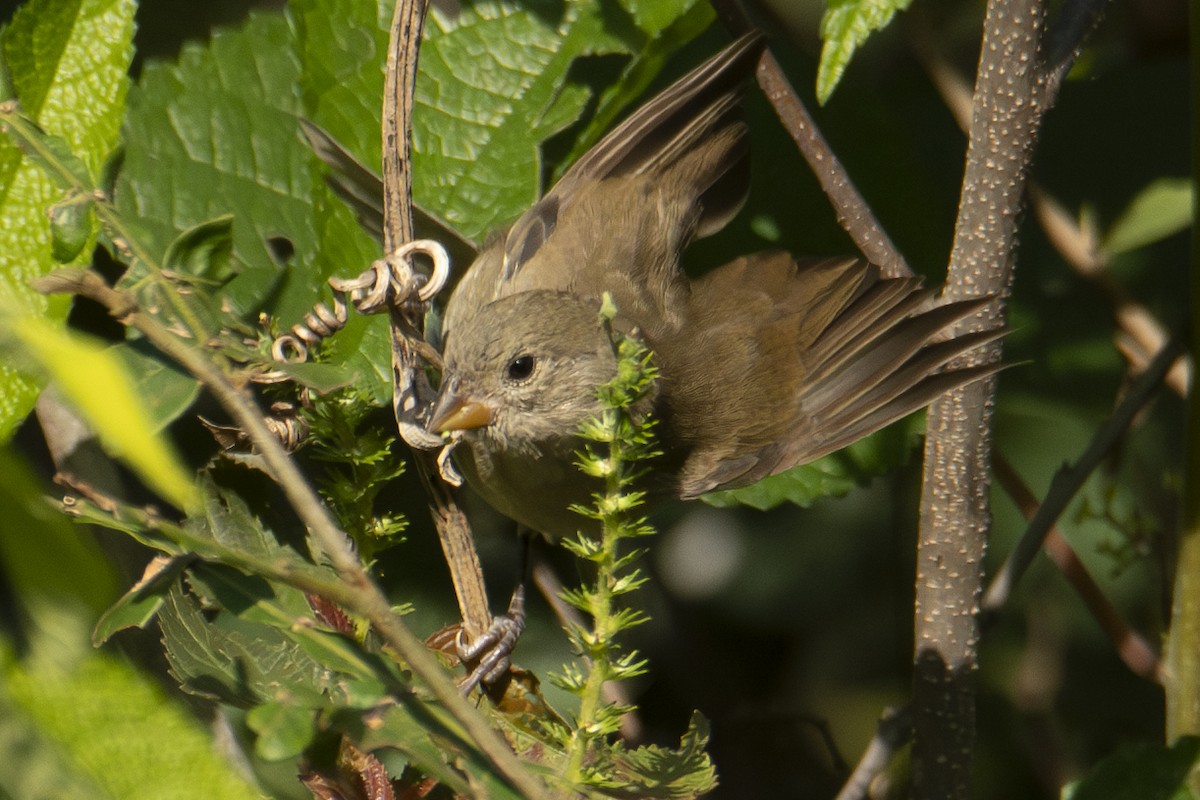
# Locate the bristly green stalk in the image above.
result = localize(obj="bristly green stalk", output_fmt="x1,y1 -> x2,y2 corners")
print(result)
305,388 -> 408,563
553,294 -> 661,786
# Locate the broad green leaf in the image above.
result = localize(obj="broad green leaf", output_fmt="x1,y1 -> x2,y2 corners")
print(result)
246,700 -> 319,761
816,0 -> 913,104
554,1 -> 715,174
296,0 -> 626,242
619,0 -> 706,37
93,556 -> 191,646
109,341 -> 201,433
290,0 -> 389,175
118,11 -> 374,322
2,641 -> 261,800
1062,737 -> 1200,800
1101,178 -> 1194,255
159,581 -> 328,706
0,0 -> 135,440
702,413 -> 925,510
119,8 -> 394,406
412,0 -> 625,240
4,315 -> 197,511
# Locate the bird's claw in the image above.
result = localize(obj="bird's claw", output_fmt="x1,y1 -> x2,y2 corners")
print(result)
456,585 -> 526,695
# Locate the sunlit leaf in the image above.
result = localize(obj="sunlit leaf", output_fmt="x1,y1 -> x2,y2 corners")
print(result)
5,315 -> 197,510
2,639 -> 261,800
1101,178 -> 1193,255
93,556 -> 190,646
1063,737 -> 1200,800
0,0 -> 134,439
816,0 -> 913,104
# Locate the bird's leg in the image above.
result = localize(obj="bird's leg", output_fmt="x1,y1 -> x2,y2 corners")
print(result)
455,531 -> 533,696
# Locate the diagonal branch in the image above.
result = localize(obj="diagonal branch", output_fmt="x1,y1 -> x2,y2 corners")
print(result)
709,0 -> 913,278
983,339 -> 1183,615
990,457 -> 1164,683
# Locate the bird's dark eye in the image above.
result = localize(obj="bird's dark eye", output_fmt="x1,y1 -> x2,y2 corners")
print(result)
505,355 -> 536,382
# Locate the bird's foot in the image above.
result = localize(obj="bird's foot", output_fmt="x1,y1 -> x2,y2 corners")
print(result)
456,584 -> 526,696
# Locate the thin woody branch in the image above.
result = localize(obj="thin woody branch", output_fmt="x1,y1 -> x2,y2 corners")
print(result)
709,0 -> 913,279
991,457 -> 1164,683
983,339 -> 1183,618
380,0 -> 494,644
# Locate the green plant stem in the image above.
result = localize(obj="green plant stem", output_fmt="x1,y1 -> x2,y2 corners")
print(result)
36,268 -> 554,800
564,501 -> 619,781
0,103 -> 210,342
562,408 -> 638,783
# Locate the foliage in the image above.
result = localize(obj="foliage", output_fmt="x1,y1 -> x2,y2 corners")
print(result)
0,0 -> 134,440
546,298 -> 715,793
0,0 -> 1191,798
816,0 -> 914,104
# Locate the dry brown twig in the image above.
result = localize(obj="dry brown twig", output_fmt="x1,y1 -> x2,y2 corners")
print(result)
991,457 -> 1164,683
708,0 -> 914,280
379,0 -> 496,655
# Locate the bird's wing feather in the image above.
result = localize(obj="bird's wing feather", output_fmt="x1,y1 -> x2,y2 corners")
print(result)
662,253 -> 1000,498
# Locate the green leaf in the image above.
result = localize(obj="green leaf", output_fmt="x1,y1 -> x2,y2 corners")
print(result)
159,580 -> 329,706
48,189 -> 95,261
619,0 -> 706,37
119,7 -> 395,405
0,0 -> 135,440
1062,737 -> 1200,800
2,639 -> 262,800
702,413 -> 924,510
186,563 -> 394,684
599,711 -> 717,798
117,11 -> 369,319
246,700 -> 319,761
191,474 -> 300,559
0,676 -> 105,800
161,214 -> 236,283
297,0 -> 628,242
272,359 -> 360,394
554,1 -> 715,174
816,0 -> 913,104
2,315 -> 197,511
93,556 -> 191,646
109,341 -> 201,432
344,701 -> 527,800
1101,178 -> 1194,255
411,0 -> 629,240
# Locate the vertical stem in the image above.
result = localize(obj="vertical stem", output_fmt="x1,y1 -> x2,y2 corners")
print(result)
1164,5 -> 1200,741
381,0 -> 493,640
912,0 -> 1047,795
564,409 -> 623,782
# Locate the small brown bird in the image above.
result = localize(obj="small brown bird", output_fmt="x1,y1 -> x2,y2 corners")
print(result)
428,33 -> 1000,538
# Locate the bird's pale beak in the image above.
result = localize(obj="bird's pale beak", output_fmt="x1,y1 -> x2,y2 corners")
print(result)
429,383 -> 495,432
